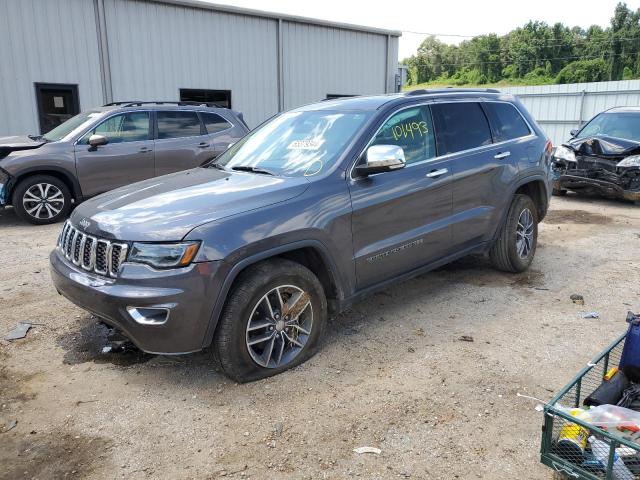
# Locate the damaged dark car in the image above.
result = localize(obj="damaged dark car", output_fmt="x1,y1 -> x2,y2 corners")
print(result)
552,107 -> 640,202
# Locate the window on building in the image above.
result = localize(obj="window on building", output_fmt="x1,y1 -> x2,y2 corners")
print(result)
180,89 -> 231,108
484,102 -> 531,142
431,102 -> 493,155
370,106 -> 436,165
157,111 -> 202,139
326,94 -> 356,100
201,112 -> 232,134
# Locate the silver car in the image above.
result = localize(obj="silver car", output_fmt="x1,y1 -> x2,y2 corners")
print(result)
0,101 -> 249,224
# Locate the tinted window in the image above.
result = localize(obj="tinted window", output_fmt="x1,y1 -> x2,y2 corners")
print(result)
202,112 -> 232,134
431,103 -> 492,155
485,102 -> 530,141
157,111 -> 202,139
370,106 -> 436,165
86,112 -> 150,144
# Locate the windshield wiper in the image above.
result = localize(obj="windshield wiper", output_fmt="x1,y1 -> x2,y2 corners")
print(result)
231,165 -> 276,176
28,134 -> 45,141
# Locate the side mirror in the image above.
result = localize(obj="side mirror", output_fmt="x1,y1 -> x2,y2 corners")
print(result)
569,128 -> 579,138
88,134 -> 108,148
355,145 -> 406,176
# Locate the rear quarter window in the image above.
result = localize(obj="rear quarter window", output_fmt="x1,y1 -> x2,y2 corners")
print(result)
431,102 -> 492,155
201,112 -> 232,134
484,102 -> 531,142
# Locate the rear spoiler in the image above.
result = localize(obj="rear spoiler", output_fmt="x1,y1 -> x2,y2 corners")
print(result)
232,111 -> 250,131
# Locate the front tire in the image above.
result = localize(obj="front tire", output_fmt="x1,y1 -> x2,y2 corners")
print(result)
213,258 -> 327,382
489,194 -> 538,273
12,175 -> 72,225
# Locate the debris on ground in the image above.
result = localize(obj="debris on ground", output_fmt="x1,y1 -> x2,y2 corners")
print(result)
458,335 -> 474,342
579,311 -> 600,319
2,419 -> 17,433
5,322 -> 32,341
570,294 -> 585,305
353,446 -> 381,455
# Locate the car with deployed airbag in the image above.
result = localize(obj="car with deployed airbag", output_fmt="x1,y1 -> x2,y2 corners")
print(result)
50,89 -> 553,382
552,106 -> 640,201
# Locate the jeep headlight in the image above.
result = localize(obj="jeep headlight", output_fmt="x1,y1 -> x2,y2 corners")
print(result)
617,155 -> 640,168
553,145 -> 577,163
128,241 -> 200,268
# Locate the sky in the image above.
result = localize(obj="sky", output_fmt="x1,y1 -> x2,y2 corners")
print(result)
204,0 -> 638,59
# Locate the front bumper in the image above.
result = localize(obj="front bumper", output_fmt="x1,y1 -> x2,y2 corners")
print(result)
553,171 -> 640,202
50,248 -> 222,354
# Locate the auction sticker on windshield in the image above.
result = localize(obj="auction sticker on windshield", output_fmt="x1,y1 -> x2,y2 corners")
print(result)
288,139 -> 324,150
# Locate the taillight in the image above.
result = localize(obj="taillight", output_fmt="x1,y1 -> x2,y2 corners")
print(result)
545,139 -> 553,154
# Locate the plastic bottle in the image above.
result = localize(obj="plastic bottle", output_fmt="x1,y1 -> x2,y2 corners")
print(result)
588,437 -> 634,480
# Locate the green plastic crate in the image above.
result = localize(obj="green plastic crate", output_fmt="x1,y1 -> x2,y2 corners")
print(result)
541,333 -> 640,479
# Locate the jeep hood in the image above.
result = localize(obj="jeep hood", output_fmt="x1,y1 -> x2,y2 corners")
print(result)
566,135 -> 640,158
71,168 -> 310,241
0,135 -> 46,160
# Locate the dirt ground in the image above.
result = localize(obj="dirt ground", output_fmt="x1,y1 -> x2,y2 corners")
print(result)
1,194 -> 640,480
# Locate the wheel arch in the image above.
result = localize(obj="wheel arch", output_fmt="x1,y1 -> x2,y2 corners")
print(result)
8,166 -> 82,204
513,177 -> 549,221
202,240 -> 343,349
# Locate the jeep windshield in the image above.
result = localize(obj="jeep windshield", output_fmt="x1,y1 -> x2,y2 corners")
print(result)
42,110 -> 105,142
213,110 -> 371,177
579,112 -> 640,142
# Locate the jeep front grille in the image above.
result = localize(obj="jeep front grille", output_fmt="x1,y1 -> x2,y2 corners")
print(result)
57,221 -> 128,278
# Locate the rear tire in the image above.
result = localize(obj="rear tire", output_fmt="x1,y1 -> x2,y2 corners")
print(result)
12,175 -> 72,225
213,258 -> 327,382
489,194 -> 538,273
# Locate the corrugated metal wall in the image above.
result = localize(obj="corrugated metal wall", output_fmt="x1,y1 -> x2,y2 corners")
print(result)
502,80 -> 640,145
281,23 -> 392,109
103,0 -> 279,127
0,0 -> 104,136
0,0 -> 398,134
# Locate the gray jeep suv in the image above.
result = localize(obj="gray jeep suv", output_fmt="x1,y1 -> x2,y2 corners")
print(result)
50,89 -> 553,382
0,101 -> 249,224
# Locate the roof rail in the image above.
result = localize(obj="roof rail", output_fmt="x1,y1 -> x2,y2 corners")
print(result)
404,88 -> 500,96
103,100 -> 225,108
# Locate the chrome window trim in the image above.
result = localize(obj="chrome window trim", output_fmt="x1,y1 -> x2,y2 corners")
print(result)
348,99 -> 538,180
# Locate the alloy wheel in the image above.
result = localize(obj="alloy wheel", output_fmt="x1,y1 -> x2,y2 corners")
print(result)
22,183 -> 65,220
516,208 -> 534,259
245,285 -> 313,368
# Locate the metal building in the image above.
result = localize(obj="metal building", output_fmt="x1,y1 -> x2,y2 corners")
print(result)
0,0 -> 401,136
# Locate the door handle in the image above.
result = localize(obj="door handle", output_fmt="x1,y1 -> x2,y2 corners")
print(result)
426,168 -> 448,178
494,151 -> 511,159
198,142 -> 210,148
139,147 -> 152,153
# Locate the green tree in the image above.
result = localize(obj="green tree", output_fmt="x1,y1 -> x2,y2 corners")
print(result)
555,59 -> 609,83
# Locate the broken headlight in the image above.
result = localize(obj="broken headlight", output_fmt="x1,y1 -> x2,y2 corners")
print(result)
128,241 -> 200,269
617,155 -> 640,168
553,145 -> 577,163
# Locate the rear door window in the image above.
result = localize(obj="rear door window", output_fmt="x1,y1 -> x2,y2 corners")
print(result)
156,111 -> 202,139
484,102 -> 531,142
431,102 -> 492,155
370,106 -> 436,165
201,112 -> 232,134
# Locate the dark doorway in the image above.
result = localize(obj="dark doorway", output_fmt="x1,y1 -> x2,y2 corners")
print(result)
35,83 -> 80,134
180,89 -> 231,108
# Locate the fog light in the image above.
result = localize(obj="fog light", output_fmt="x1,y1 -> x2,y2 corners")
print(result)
127,306 -> 171,325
